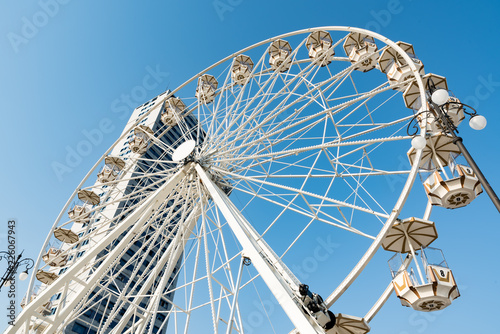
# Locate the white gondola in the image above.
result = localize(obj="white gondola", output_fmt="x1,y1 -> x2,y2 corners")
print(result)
161,97 -> 186,126
408,133 -> 460,169
378,41 -> 424,91
20,285 -> 51,314
384,218 -> 459,312
195,74 -> 218,104
232,54 -> 254,85
54,227 -> 79,244
129,125 -> 154,155
68,189 -> 100,223
42,247 -> 68,267
27,321 -> 50,333
423,163 -> 482,209
327,314 -> 370,334
403,73 -> 446,109
408,134 -> 482,208
97,156 -> 125,183
67,204 -> 90,223
389,247 -> 460,312
20,299 -> 51,315
20,299 -> 51,320
36,270 -> 59,285
343,32 -> 378,72
268,39 -> 293,72
306,30 -> 335,66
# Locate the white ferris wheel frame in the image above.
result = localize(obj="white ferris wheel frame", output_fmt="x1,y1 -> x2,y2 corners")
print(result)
7,26 -> 429,334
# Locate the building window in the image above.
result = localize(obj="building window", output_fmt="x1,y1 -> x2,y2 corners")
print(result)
50,293 -> 62,301
72,322 -> 97,334
81,239 -> 90,246
126,249 -> 135,257
77,251 -> 86,258
78,232 -> 85,237
50,307 -> 57,315
58,267 -> 68,275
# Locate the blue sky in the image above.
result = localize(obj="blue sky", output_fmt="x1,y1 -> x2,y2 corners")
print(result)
1,0 -> 500,333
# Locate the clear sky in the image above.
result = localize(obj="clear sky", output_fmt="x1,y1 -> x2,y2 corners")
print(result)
1,0 -> 500,333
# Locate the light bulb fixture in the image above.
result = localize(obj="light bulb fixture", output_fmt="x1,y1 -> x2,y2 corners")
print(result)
411,136 -> 427,150
431,89 -> 450,105
19,270 -> 29,281
469,114 -> 487,130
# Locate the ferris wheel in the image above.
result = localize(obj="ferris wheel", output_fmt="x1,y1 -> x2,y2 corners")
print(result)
6,26 -> 488,334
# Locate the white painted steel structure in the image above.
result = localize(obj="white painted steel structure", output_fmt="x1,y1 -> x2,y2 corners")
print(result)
6,27 -> 434,334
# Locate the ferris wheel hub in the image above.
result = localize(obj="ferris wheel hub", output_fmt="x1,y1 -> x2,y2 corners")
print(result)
172,140 -> 196,162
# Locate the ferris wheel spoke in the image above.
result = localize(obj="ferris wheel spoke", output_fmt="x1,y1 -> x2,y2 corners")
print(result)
212,50 -> 332,151
227,170 -> 389,219
195,164 -> 326,334
210,42 -> 315,144
250,64 -> 351,135
78,192 -> 193,333
111,197 -> 202,333
258,72 -> 386,140
232,179 -> 375,239
215,62 -> 357,155
215,133 -> 410,172
9,168 -> 189,333
215,91 -> 409,161
225,158 -> 401,211
199,206 -> 218,333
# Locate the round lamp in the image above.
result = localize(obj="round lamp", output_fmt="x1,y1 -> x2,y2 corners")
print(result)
19,270 -> 29,281
411,136 -> 427,150
469,115 -> 487,130
431,89 -> 450,105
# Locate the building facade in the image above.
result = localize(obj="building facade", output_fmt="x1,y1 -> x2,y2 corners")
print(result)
29,90 -> 198,334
